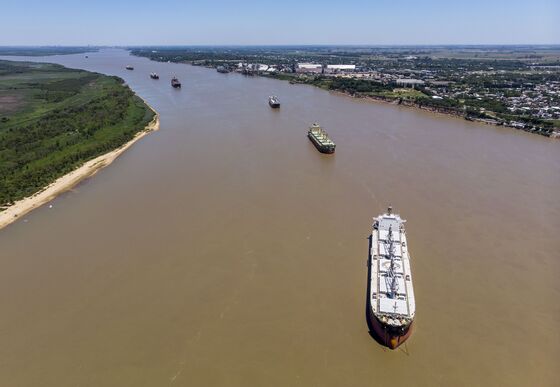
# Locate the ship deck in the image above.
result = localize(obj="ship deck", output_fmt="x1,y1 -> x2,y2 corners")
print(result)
309,131 -> 335,146
369,211 -> 415,321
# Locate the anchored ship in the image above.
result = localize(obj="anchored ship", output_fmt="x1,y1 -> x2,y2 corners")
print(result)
125,65 -> 134,70
171,77 -> 181,88
307,123 -> 335,154
268,96 -> 280,108
150,72 -> 159,79
368,206 -> 416,349
216,66 -> 230,73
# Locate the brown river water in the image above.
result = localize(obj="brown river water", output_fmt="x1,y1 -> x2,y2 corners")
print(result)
0,49 -> 559,386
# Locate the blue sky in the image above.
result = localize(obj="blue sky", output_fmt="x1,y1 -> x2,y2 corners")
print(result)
2,0 -> 559,45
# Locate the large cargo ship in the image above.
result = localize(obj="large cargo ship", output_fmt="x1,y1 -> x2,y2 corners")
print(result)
307,123 -> 335,154
367,206 -> 416,349
171,77 -> 181,88
268,96 -> 280,108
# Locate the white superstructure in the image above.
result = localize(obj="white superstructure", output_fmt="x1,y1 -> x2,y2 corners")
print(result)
369,207 -> 415,328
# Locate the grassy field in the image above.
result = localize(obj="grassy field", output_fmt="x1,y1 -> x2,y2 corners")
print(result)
378,88 -> 428,99
0,47 -> 97,56
0,60 -> 154,208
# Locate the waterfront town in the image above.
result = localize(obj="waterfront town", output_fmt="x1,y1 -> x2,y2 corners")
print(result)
132,46 -> 560,137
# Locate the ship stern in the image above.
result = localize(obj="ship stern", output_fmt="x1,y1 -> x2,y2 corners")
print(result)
367,305 -> 413,350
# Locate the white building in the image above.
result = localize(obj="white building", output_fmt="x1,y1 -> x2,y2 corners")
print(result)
396,78 -> 425,87
326,64 -> 356,72
296,63 -> 322,73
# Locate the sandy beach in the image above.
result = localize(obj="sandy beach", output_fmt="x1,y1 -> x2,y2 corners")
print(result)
0,105 -> 160,231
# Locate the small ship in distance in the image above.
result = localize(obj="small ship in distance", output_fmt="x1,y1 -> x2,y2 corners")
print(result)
367,206 -> 416,349
268,96 -> 280,108
171,77 -> 181,88
125,65 -> 134,70
150,72 -> 159,79
307,123 -> 335,154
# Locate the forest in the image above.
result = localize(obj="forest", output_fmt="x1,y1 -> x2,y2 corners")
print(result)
0,60 -> 154,208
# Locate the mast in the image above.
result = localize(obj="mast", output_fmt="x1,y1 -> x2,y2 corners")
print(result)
386,225 -> 399,299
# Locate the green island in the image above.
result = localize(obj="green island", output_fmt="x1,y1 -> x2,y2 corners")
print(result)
0,60 -> 155,209
0,46 -> 97,56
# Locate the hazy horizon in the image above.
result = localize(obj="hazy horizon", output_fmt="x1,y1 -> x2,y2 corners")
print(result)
2,0 -> 559,46
3,44 -> 560,48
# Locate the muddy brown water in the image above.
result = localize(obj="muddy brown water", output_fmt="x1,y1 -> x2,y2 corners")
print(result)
0,49 -> 558,386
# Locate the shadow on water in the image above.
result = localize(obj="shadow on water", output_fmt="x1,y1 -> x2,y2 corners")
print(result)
365,234 -> 385,346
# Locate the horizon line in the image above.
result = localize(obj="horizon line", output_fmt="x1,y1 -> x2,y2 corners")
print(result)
1,43 -> 560,48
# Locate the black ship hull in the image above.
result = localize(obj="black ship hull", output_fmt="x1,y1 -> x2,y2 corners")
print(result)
269,102 -> 280,108
308,133 -> 335,154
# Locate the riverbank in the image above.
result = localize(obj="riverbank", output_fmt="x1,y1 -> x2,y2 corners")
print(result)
172,58 -> 560,138
349,92 -> 560,137
262,74 -> 560,138
0,106 -> 159,230
1,59 -> 159,215
130,46 -> 560,138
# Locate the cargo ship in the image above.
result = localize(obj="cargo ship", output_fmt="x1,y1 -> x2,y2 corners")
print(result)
307,123 -> 335,154
171,77 -> 181,88
367,206 -> 416,349
125,65 -> 134,70
150,72 -> 159,79
268,96 -> 280,108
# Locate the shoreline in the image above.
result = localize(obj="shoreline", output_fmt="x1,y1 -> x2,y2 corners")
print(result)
185,59 -> 559,138
284,79 -> 560,138
0,102 -> 160,231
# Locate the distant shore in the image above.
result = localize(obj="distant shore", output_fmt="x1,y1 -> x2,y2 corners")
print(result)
184,60 -> 560,139
262,74 -> 560,139
0,102 -> 160,231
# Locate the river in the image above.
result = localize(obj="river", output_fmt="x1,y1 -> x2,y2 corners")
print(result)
0,49 -> 558,386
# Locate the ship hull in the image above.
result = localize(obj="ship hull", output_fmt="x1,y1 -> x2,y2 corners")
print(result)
367,302 -> 413,349
308,134 -> 335,154
269,102 -> 280,108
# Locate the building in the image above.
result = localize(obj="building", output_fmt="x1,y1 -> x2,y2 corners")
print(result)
396,78 -> 426,88
325,64 -> 356,73
296,63 -> 323,73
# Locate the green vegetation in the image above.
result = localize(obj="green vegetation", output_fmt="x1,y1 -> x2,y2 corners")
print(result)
0,60 -> 154,208
378,88 -> 427,99
0,47 -> 97,56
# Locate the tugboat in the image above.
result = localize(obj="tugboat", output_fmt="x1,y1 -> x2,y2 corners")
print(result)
125,65 -> 134,70
268,96 -> 280,108
150,72 -> 159,79
367,206 -> 416,349
307,123 -> 335,154
171,77 -> 181,88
